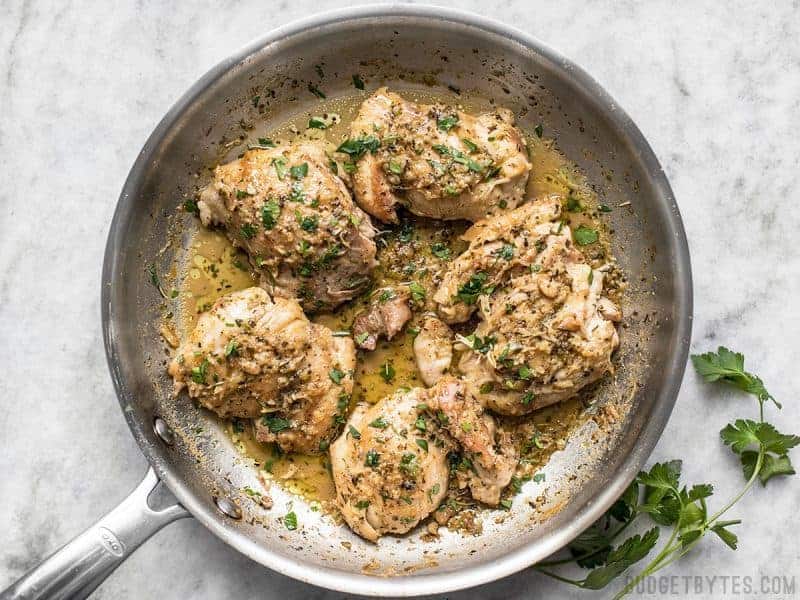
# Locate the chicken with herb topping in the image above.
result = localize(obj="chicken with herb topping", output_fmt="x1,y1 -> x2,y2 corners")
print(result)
168,287 -> 355,453
412,314 -> 454,386
197,142 -> 377,313
330,383 -> 450,541
330,377 -> 516,541
434,197 -> 621,414
351,287 -> 412,351
341,88 -> 532,223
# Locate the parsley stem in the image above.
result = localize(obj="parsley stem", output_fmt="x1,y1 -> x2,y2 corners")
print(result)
706,447 -> 763,525
613,448 -> 765,600
534,569 -> 583,586
536,517 -> 638,567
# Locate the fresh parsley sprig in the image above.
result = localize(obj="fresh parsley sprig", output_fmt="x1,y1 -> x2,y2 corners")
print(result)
535,346 -> 797,599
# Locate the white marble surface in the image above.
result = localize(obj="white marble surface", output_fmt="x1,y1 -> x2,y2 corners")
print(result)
1,1 -> 799,598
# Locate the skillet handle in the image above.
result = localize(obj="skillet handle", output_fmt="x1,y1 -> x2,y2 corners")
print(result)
1,468 -> 190,600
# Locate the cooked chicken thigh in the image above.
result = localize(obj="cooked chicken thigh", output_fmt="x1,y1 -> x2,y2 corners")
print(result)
424,377 -> 517,506
329,384 -> 449,541
412,314 -> 454,386
352,287 -> 412,351
198,142 -> 377,313
342,88 -> 532,223
330,377 -> 516,541
435,197 -> 621,414
168,287 -> 355,453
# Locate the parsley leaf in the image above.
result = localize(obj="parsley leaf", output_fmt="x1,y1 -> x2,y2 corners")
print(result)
290,163 -> 309,180
691,347 -> 777,407
456,271 -> 494,305
369,416 -> 389,429
379,362 -> 395,383
437,114 -> 459,132
580,529 -> 660,590
573,225 -> 599,246
409,281 -> 426,303
337,136 -> 380,160
261,200 -> 281,229
430,242 -> 451,259
261,414 -> 291,433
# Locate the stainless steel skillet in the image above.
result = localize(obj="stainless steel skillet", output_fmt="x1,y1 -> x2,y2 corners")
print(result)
1,6 -> 692,599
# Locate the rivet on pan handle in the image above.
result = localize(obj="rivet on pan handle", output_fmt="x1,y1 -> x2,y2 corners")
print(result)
0,469 -> 190,600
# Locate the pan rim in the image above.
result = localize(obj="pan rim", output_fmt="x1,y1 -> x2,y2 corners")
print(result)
102,4 -> 693,596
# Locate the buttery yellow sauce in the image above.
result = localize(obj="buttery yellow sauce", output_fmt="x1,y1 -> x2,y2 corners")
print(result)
176,90 -> 614,507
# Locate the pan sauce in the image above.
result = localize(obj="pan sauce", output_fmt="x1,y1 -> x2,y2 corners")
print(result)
173,89 -> 622,522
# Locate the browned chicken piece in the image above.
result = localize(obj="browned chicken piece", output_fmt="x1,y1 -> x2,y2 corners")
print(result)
437,198 -> 621,415
330,377 -> 516,541
412,314 -> 454,386
197,142 -> 377,313
424,377 -> 517,506
341,88 -> 532,223
351,288 -> 412,351
168,288 -> 355,454
329,383 -> 450,542
433,198 -> 563,324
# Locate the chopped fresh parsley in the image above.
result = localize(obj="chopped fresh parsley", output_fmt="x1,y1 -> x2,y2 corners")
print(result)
456,271 -> 494,305
240,223 -> 258,239
308,83 -> 326,98
433,144 -> 483,172
409,281 -> 426,303
261,200 -> 281,229
461,138 -> 479,153
290,163 -> 308,180
379,362 -> 395,383
336,135 -> 380,160
399,452 -> 418,476
388,159 -> 404,175
224,340 -> 238,358
298,214 -> 318,232
329,368 -> 345,384
566,194 -> 583,212
261,415 -> 291,433
437,114 -> 459,132
494,243 -> 515,261
534,124 -> 544,138
284,511 -> 298,530
573,225 -> 599,246
369,416 -> 389,429
183,198 -> 199,215
365,450 -> 380,467
416,438 -> 429,452
352,74 -> 365,90
272,157 -> 288,180
288,182 -> 305,203
191,358 -> 209,384
308,117 -> 327,129
430,242 -> 451,259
